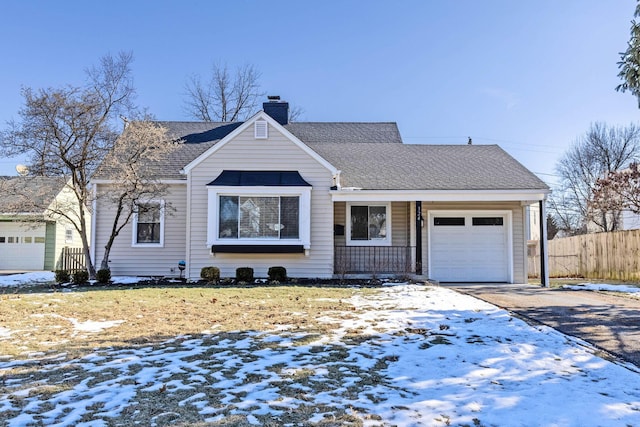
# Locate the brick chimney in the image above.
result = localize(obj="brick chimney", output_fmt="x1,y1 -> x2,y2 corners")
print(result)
263,96 -> 289,125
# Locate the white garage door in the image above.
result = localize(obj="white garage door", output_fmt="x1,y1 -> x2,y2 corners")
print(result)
0,222 -> 46,270
429,212 -> 511,282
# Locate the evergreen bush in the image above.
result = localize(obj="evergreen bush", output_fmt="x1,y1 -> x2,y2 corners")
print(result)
236,267 -> 254,283
200,266 -> 220,283
268,266 -> 287,282
55,269 -> 70,284
72,270 -> 89,285
96,269 -> 111,284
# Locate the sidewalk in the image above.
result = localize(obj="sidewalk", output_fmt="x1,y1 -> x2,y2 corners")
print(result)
448,283 -> 640,368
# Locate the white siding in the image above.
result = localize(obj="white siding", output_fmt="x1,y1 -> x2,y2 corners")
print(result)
93,184 -> 187,276
46,184 -> 90,269
391,202 -> 410,246
188,124 -> 335,279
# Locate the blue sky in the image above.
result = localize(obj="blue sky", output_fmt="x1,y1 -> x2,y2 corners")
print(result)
1,1 -> 638,186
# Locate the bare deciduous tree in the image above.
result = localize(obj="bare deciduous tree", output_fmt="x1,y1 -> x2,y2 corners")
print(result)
0,52 -> 137,278
184,63 -> 265,122
591,162 -> 640,218
94,121 -> 179,270
551,122 -> 640,234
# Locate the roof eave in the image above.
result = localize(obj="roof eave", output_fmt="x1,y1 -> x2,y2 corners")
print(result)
330,188 -> 550,202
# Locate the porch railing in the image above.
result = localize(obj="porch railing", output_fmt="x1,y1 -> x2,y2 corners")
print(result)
334,246 -> 415,275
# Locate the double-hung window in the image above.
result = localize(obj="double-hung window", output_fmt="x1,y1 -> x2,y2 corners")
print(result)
346,203 -> 391,245
132,201 -> 164,246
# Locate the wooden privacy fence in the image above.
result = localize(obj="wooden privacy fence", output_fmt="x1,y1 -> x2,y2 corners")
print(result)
528,229 -> 640,280
58,246 -> 86,272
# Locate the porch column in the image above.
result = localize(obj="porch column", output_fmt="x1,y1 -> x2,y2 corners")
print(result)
416,201 -> 423,275
539,200 -> 549,287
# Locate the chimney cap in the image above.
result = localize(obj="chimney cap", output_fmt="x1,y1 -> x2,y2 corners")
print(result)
267,95 -> 281,102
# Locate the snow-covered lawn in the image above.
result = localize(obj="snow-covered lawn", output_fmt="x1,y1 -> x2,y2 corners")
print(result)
2,282 -> 640,426
0,271 -> 56,288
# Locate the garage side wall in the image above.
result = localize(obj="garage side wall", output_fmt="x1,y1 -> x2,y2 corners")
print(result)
422,202 -> 527,283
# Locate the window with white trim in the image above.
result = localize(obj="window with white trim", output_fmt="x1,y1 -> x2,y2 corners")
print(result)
132,201 -> 164,246
347,203 -> 391,245
219,195 -> 299,239
208,186 -> 311,249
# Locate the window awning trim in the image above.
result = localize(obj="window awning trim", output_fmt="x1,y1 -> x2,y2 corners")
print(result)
207,170 -> 311,187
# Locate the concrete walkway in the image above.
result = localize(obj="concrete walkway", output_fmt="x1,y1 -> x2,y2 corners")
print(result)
448,283 -> 640,368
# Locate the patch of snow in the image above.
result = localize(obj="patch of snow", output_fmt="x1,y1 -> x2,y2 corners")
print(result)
111,276 -> 153,285
70,319 -> 125,333
0,272 -> 54,287
563,283 -> 640,293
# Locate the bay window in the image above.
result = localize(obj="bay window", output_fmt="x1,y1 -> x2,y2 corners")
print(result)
218,195 -> 300,239
207,171 -> 312,251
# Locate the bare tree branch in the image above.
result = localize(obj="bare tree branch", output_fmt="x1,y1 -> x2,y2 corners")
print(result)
0,52 -> 137,278
183,63 -> 265,122
551,122 -> 640,234
95,121 -> 179,270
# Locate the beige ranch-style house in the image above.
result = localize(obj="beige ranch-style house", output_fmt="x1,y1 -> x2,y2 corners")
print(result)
91,98 -> 550,284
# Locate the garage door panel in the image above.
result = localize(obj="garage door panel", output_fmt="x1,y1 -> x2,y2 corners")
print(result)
0,223 -> 46,270
429,212 -> 510,282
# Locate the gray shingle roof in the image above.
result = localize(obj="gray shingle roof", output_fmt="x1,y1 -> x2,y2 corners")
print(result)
0,176 -> 67,214
307,143 -> 548,191
92,120 -> 548,192
285,122 -> 403,144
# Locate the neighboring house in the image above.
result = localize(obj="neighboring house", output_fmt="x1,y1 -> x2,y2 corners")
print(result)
0,176 -> 86,270
91,99 -> 549,283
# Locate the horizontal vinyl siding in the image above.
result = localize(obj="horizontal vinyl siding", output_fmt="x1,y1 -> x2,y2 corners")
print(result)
391,202 -> 409,247
188,124 -> 335,279
94,185 -> 187,276
423,202 -> 526,283
49,186 -> 88,269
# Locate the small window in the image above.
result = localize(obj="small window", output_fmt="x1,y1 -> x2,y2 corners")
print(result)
473,217 -> 504,226
65,228 -> 73,243
34,237 -> 45,243
434,217 -> 465,226
348,204 -> 389,244
7,237 -> 15,243
24,236 -> 32,243
0,237 -> 5,243
133,201 -> 164,246
254,120 -> 268,139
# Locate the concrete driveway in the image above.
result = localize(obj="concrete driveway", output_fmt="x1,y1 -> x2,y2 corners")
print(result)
448,283 -> 640,368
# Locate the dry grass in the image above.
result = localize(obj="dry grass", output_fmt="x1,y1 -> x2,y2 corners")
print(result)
0,283 -> 367,360
1,282 -> 387,426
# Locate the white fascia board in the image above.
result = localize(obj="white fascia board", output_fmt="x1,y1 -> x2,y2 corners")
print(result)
330,189 -> 550,202
180,112 -> 340,176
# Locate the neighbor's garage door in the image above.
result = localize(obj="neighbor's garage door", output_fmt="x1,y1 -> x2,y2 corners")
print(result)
0,222 -> 46,270
429,212 -> 510,282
